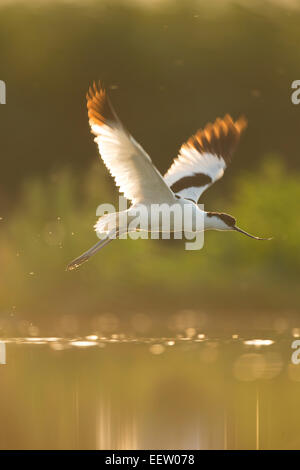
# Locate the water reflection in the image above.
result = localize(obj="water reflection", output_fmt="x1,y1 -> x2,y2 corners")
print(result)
0,333 -> 299,449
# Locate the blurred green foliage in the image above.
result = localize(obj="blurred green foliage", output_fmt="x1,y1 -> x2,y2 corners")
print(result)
0,156 -> 299,329
1,0 -> 300,207
0,1 -> 299,329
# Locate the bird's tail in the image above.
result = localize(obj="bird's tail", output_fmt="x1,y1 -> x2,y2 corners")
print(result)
94,211 -> 126,237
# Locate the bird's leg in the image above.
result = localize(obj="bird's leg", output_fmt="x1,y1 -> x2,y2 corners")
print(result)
66,236 -> 112,271
66,229 -> 122,271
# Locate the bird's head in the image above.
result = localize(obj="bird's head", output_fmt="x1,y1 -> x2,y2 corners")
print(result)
205,212 -> 272,240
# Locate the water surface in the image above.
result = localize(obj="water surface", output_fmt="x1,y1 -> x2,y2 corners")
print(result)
0,332 -> 299,449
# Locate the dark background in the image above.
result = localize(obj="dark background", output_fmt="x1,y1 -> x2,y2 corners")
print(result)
0,0 -> 299,334
1,1 -> 300,204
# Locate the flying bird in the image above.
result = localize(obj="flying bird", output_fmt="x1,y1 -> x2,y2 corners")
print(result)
67,83 -> 271,270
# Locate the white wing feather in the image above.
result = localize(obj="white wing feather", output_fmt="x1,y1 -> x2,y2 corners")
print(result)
87,83 -> 175,205
164,115 -> 247,203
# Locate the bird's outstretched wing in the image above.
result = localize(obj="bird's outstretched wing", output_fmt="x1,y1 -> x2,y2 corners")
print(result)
87,83 -> 175,205
164,115 -> 247,203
